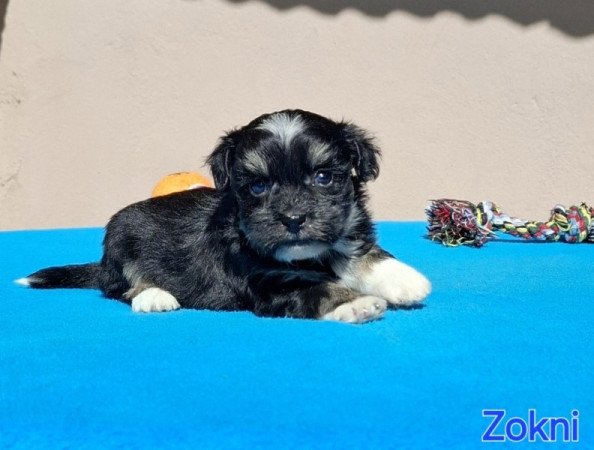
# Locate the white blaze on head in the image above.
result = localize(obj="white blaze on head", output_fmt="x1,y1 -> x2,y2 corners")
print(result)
257,113 -> 306,148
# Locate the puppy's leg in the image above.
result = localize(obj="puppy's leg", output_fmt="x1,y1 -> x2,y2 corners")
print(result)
317,284 -> 387,324
321,295 -> 387,324
119,263 -> 180,313
259,282 -> 385,323
335,246 -> 431,307
130,287 -> 181,313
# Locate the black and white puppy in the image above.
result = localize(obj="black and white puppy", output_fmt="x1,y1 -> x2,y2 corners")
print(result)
18,110 -> 430,323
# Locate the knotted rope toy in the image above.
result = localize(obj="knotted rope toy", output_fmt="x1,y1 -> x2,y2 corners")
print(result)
426,199 -> 594,247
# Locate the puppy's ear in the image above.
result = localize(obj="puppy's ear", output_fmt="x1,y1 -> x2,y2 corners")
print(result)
206,134 -> 236,190
339,123 -> 381,182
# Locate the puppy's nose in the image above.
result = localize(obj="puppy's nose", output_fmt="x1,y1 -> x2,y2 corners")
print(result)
281,214 -> 306,234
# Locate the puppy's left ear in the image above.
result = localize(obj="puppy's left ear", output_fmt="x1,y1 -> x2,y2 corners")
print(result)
339,123 -> 381,182
206,134 -> 236,190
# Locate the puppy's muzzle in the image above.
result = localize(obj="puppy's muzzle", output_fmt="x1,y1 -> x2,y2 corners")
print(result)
280,213 -> 306,234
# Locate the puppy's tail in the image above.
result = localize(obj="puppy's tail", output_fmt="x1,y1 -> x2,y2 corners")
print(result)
15,263 -> 102,289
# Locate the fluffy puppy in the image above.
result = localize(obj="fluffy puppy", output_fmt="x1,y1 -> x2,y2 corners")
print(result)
18,110 -> 430,323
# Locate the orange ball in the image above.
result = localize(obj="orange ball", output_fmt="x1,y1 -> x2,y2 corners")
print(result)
151,172 -> 214,197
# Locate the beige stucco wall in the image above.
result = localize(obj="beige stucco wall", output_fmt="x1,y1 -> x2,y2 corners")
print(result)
1,0 -> 593,230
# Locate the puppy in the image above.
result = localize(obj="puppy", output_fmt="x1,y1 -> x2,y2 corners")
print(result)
18,110 -> 430,323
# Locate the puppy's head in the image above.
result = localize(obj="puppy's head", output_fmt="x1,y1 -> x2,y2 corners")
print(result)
206,110 -> 380,262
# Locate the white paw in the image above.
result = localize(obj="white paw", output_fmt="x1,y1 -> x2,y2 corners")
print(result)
322,296 -> 387,324
339,257 -> 431,307
131,287 -> 181,313
371,259 -> 431,306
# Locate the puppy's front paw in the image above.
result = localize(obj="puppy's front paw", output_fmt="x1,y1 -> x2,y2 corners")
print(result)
322,296 -> 387,324
131,287 -> 181,313
372,259 -> 431,306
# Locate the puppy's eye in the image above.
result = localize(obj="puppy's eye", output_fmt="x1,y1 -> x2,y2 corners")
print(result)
313,171 -> 333,187
249,180 -> 270,196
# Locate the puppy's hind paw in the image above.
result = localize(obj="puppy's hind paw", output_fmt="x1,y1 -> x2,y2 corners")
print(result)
131,287 -> 181,313
322,296 -> 387,324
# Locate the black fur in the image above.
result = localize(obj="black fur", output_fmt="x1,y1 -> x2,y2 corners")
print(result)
24,110 -> 389,319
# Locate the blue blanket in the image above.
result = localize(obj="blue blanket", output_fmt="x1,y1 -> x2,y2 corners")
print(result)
1,223 -> 592,448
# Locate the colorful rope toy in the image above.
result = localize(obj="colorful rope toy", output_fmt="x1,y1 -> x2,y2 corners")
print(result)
426,199 -> 594,247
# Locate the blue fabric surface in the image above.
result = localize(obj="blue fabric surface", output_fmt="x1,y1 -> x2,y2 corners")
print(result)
0,223 -> 592,449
